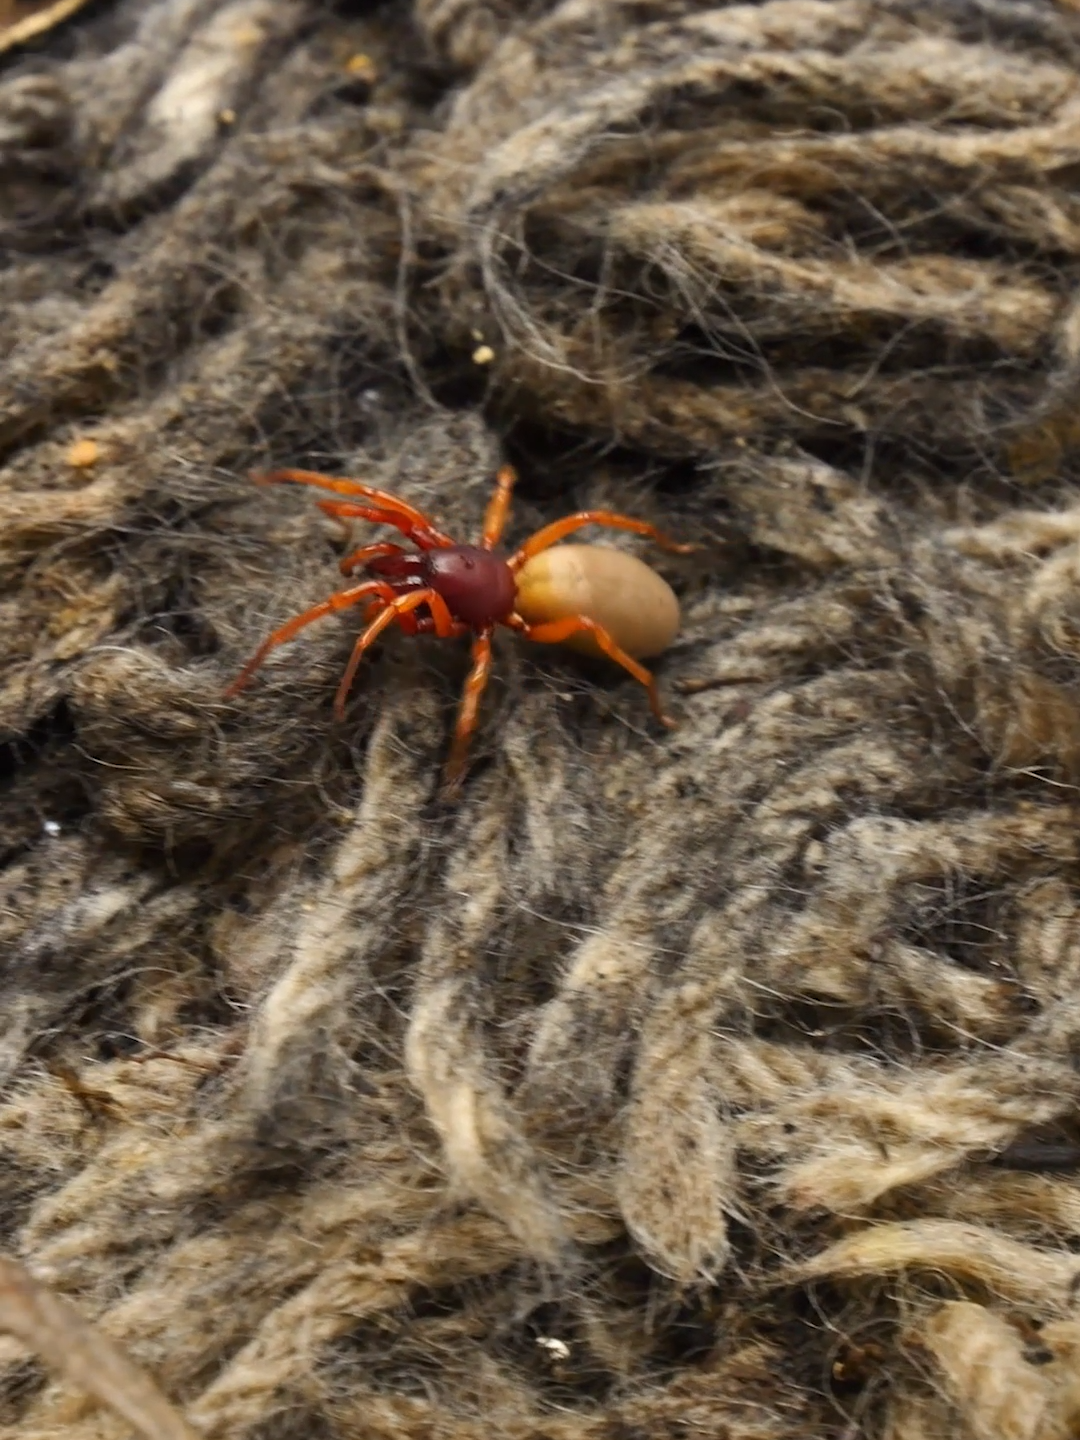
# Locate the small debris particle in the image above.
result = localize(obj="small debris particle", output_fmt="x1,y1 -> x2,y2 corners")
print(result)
345,53 -> 378,83
66,438 -> 100,468
536,1336 -> 571,1361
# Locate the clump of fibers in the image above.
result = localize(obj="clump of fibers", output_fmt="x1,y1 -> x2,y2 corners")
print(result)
3,1 -> 1080,1438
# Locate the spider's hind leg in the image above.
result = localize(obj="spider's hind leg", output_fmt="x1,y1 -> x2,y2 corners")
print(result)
514,612 -> 676,728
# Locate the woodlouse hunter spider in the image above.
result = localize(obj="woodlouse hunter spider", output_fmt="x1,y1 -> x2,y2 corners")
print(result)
224,463 -> 695,793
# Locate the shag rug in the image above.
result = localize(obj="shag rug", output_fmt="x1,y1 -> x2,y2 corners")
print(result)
4,1 -> 1080,1436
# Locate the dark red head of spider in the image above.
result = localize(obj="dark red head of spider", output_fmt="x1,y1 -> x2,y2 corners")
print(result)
365,545 -> 517,629
225,464 -> 694,793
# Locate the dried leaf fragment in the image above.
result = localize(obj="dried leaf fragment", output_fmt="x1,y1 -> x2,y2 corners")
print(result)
0,1254 -> 200,1440
0,0 -> 94,55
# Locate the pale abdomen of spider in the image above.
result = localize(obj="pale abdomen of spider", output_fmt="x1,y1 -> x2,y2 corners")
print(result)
512,544 -> 681,659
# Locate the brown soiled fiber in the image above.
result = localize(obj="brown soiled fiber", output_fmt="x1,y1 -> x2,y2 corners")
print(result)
4,0 -> 1080,1436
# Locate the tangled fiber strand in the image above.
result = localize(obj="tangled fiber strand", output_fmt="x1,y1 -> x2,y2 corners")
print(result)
5,2 -> 1080,1439
413,0 -> 1080,474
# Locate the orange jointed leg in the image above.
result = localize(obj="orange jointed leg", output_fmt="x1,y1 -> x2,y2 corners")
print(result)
516,614 -> 676,728
510,510 -> 696,569
255,469 -> 454,547
441,629 -> 494,795
480,465 -> 517,549
396,613 -> 470,638
337,541 -> 407,576
314,499 -> 446,551
334,588 -> 459,719
357,599 -> 467,639
224,580 -> 400,697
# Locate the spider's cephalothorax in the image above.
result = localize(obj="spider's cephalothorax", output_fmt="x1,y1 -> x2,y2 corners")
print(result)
367,545 -> 518,627
226,465 -> 693,794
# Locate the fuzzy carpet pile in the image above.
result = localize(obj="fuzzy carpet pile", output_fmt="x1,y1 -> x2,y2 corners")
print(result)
4,1 -> 1080,1437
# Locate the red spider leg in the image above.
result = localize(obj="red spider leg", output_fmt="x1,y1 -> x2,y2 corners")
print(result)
255,469 -> 454,547
357,598 -> 467,640
359,599 -> 388,627
225,580 -> 400,697
334,588 -> 458,719
442,628 -> 494,796
510,510 -> 696,570
506,612 -> 675,727
315,499 -> 446,551
395,612 -> 470,638
355,598 -> 469,639
480,464 -> 517,549
336,541 -> 407,577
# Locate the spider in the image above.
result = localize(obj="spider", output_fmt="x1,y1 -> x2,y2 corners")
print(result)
225,463 -> 694,792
